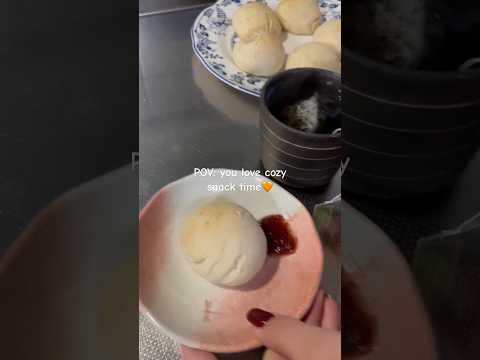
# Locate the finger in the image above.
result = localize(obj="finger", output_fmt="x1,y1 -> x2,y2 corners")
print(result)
304,289 -> 325,325
180,346 -> 217,360
320,296 -> 341,331
247,309 -> 338,360
263,348 -> 288,360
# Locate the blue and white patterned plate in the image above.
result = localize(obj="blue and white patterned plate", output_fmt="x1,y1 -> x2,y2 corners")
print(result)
191,0 -> 341,97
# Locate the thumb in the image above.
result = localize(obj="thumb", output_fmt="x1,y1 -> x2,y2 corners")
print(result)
247,309 -> 340,360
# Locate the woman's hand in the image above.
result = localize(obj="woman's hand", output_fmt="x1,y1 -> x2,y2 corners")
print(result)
181,290 -> 341,360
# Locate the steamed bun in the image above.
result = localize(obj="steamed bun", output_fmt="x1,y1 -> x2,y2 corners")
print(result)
286,42 -> 340,73
313,19 -> 341,53
180,200 -> 267,287
276,0 -> 322,35
233,32 -> 286,76
233,2 -> 282,42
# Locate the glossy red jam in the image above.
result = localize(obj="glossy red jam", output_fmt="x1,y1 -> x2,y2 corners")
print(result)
260,215 -> 297,256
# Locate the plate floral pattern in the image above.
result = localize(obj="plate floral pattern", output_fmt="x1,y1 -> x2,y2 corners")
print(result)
191,0 -> 341,97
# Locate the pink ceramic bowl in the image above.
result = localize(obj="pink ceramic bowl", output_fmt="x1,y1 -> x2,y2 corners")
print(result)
139,169 -> 323,353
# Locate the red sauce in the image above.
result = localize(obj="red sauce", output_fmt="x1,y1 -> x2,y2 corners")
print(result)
260,215 -> 297,255
342,269 -> 377,357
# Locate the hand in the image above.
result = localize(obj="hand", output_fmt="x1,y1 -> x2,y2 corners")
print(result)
181,290 -> 341,360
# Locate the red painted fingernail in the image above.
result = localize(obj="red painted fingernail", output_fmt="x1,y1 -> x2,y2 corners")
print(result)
246,308 -> 274,328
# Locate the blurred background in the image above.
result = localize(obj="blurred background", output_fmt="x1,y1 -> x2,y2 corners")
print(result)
140,0 -> 212,15
1,1 -> 139,359
1,0 -> 139,254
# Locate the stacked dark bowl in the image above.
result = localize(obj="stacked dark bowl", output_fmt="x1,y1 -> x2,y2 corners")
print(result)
342,49 -> 480,198
260,68 -> 342,188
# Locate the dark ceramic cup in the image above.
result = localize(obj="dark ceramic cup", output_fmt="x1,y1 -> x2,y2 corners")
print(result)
260,68 -> 342,188
342,48 -> 480,197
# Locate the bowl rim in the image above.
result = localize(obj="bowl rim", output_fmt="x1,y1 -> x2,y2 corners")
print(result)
344,47 -> 480,80
263,151 -> 340,173
344,138 -> 477,159
342,111 -> 478,134
260,68 -> 342,141
344,164 -> 461,182
138,169 -> 323,353
262,121 -> 342,151
262,132 -> 343,160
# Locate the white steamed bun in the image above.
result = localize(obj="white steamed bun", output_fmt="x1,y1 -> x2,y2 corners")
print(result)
313,19 -> 341,53
180,199 -> 267,287
233,2 -> 283,42
276,0 -> 322,35
286,42 -> 340,73
233,31 -> 286,76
